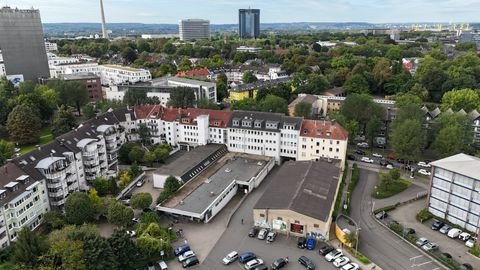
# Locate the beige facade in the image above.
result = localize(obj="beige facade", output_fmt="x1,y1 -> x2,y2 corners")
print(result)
253,208 -> 332,240
297,136 -> 348,168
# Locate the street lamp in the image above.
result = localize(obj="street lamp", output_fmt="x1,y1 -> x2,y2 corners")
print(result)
355,227 -> 361,255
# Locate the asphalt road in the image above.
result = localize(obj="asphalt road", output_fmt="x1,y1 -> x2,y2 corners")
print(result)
349,168 -> 443,270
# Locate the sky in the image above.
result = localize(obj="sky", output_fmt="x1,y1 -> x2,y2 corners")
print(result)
9,0 -> 480,24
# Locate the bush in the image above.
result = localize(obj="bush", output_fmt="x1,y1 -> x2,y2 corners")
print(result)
416,208 -> 434,223
371,175 -> 411,199
332,161 -> 348,219
343,163 -> 360,215
469,245 -> 480,257
345,247 -> 370,265
373,204 -> 397,214
156,191 -> 173,204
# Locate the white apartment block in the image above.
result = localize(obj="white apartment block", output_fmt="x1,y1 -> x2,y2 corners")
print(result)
179,19 -> 210,41
0,49 -> 5,77
49,62 -> 151,86
47,52 -> 80,67
0,163 -> 50,248
428,154 -> 480,233
44,41 -> 58,52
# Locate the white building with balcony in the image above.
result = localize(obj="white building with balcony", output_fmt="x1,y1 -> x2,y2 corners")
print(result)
0,163 -> 50,248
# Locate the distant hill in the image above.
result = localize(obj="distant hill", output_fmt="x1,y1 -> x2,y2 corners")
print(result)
42,22 -> 377,37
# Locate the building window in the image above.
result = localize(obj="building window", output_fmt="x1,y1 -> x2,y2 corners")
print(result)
313,224 -> 319,228
260,213 -> 265,218
277,217 -> 283,221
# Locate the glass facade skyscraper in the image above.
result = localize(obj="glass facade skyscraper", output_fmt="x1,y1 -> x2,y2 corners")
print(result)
239,9 -> 260,39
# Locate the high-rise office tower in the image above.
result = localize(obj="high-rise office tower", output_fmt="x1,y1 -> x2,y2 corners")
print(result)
0,7 -> 49,81
239,9 -> 260,39
99,0 -> 108,39
179,19 -> 210,41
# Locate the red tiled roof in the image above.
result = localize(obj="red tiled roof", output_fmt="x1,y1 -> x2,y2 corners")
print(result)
162,107 -> 233,128
134,104 -> 166,119
300,119 -> 348,141
176,68 -> 210,77
272,49 -> 289,55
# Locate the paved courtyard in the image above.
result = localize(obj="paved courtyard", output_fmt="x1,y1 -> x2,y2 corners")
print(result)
389,199 -> 479,268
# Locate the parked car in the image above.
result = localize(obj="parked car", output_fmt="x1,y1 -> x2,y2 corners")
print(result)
132,217 -> 140,224
431,220 -> 445,231
136,179 -> 145,187
333,256 -> 350,267
252,265 -> 268,270
244,258 -> 264,270
318,243 -> 334,256
266,231 -> 277,243
182,256 -> 199,268
357,142 -> 369,148
465,239 -> 475,248
297,237 -> 307,249
126,230 -> 136,237
355,149 -> 366,155
178,251 -> 196,263
439,224 -> 451,234
223,251 -> 239,265
325,249 -> 343,262
418,169 -> 431,176
417,161 -> 431,168
147,263 -> 155,270
347,154 -> 356,161
422,242 -> 439,252
157,261 -> 168,270
298,256 -> 316,270
271,258 -> 288,270
174,245 -> 191,257
460,263 -> 473,270
448,228 -> 462,238
375,211 -> 388,220
361,157 -> 374,163
306,238 -> 316,250
415,237 -> 429,247
372,153 -> 383,158
239,252 -> 257,264
459,232 -> 471,241
403,228 -> 416,235
120,198 -> 131,205
386,164 -> 394,169
342,263 -> 360,270
257,228 -> 268,240
248,227 -> 259,237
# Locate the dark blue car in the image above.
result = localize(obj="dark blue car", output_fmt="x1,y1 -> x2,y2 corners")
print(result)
174,244 -> 190,256
239,252 -> 257,264
306,238 -> 316,250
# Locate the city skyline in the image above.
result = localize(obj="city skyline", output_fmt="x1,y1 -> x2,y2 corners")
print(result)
10,0 -> 479,24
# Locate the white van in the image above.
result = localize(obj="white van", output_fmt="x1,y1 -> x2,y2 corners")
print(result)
459,232 -> 471,241
447,228 -> 462,238
157,261 -> 168,270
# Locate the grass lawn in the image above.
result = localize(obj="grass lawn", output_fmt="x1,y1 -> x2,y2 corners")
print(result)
371,176 -> 411,199
19,126 -> 54,154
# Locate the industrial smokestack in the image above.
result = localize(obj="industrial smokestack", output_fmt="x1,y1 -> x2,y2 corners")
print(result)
99,0 -> 108,39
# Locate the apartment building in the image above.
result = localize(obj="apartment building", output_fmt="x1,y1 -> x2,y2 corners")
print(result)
298,120 -> 349,168
428,154 -> 480,233
179,19 -> 210,41
0,163 -> 50,248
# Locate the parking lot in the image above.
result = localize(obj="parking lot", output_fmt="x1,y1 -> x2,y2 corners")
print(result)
389,199 -> 479,268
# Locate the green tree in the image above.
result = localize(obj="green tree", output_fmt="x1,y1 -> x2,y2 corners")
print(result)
83,235 -> 118,270
119,142 -> 138,164
65,192 -> 95,225
344,231 -> 358,248
108,177 -> 118,195
297,74 -> 330,94
121,47 -> 138,63
13,227 -> 44,267
129,146 -> 145,164
6,104 -> 41,145
260,94 -> 288,114
43,211 -> 66,232
343,74 -> 370,94
138,123 -> 151,145
373,58 -> 392,94
52,105 -> 77,137
108,229 -> 138,270
143,151 -> 156,166
167,87 -> 195,108
294,102 -> 312,118
242,71 -> 258,84
107,201 -> 134,227
123,89 -> 148,106
340,93 -> 385,129
441,88 -> 480,112
153,147 -> 169,163
141,212 -> 160,224
0,139 -> 14,165
178,56 -> 192,71
389,168 -> 401,181
164,176 -> 181,193
216,76 -> 229,102
88,188 -> 103,216
92,177 -> 109,196
131,192 -> 153,209
43,227 -> 87,270
395,93 -> 423,109
391,119 -> 425,161
366,116 -> 382,148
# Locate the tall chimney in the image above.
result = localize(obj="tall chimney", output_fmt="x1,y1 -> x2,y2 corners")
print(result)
100,0 -> 108,39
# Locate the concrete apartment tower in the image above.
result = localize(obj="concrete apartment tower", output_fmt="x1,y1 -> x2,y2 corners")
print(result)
239,8 -> 260,39
179,19 -> 210,41
100,0 -> 108,39
0,6 -> 49,81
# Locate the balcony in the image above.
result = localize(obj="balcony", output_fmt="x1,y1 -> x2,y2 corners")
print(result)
47,180 -> 63,189
48,189 -> 66,198
82,149 -> 98,157
51,198 -> 66,207
44,170 -> 66,181
84,166 -> 100,174
105,134 -> 116,142
83,158 -> 99,166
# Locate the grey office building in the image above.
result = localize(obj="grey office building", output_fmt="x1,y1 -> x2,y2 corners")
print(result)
239,9 -> 260,39
179,19 -> 210,41
0,7 -> 49,81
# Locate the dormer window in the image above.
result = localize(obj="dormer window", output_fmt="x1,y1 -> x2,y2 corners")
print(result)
0,190 -> 6,200
303,129 -> 308,134
213,121 -> 220,127
232,119 -> 240,126
181,118 -> 190,124
242,119 -> 252,127
254,120 -> 263,128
